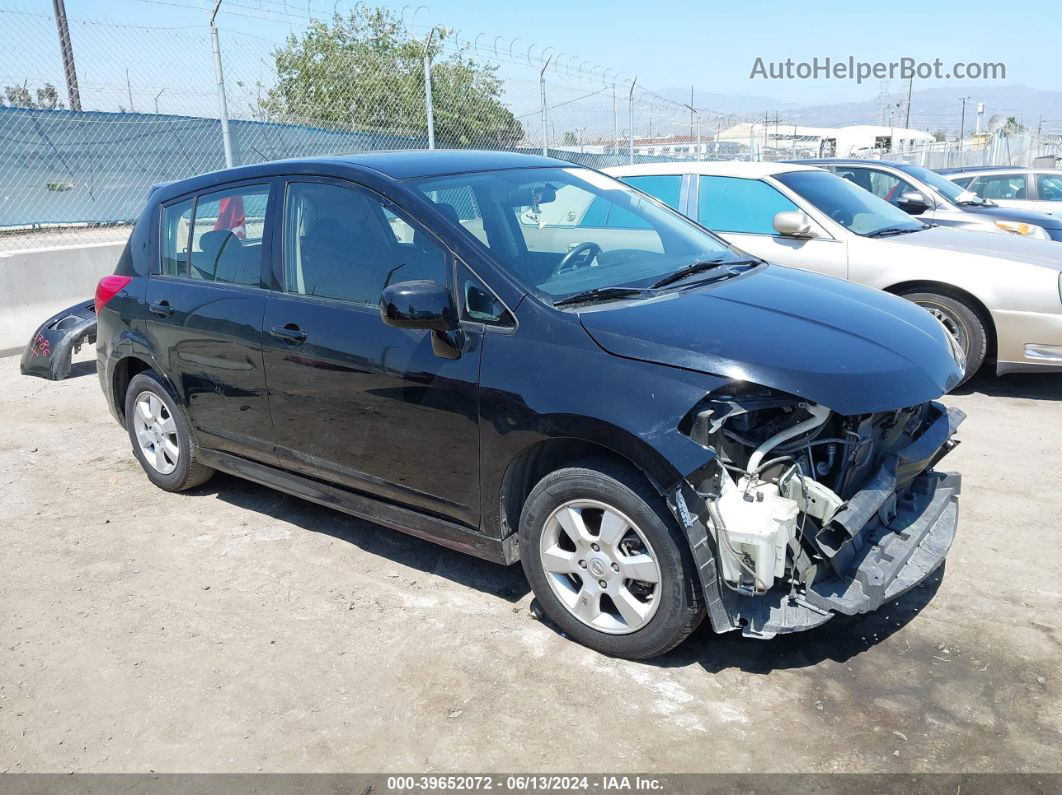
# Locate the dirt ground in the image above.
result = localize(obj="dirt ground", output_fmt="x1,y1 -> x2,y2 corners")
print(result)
1,348 -> 1059,774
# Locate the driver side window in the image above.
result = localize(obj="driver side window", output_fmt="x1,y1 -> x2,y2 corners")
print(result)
283,181 -> 450,306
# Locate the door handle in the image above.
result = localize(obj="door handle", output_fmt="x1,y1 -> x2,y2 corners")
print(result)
149,300 -> 174,317
270,324 -> 307,344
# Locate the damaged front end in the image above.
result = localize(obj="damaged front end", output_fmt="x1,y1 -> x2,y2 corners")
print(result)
675,383 -> 963,638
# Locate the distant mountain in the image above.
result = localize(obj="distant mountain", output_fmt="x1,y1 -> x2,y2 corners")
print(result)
656,84 -> 1062,135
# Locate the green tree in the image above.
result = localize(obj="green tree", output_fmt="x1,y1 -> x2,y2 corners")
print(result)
260,7 -> 523,148
1002,116 -> 1024,134
932,129 -> 947,142
562,130 -> 578,146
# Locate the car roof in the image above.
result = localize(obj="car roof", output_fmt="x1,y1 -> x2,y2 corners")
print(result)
940,167 -> 1060,176
277,149 -> 569,180
785,158 -> 915,169
606,160 -> 822,179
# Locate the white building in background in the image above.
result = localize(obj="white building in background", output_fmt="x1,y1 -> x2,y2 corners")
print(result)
718,123 -> 935,159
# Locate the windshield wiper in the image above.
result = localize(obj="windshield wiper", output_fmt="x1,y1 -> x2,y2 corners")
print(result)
553,286 -> 647,307
650,257 -> 760,289
866,225 -> 923,238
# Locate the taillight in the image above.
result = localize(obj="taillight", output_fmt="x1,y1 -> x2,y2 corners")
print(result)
94,275 -> 132,314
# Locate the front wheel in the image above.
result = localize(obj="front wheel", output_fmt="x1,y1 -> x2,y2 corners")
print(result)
900,290 -> 987,385
519,460 -> 704,659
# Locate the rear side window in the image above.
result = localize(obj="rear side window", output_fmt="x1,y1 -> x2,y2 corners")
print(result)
189,185 -> 270,286
698,176 -> 799,235
161,198 -> 193,276
621,175 -> 683,210
159,185 -> 269,285
970,174 -> 1027,200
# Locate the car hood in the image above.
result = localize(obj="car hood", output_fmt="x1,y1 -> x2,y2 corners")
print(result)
883,225 -> 1062,270
957,203 -> 1062,229
578,265 -> 962,415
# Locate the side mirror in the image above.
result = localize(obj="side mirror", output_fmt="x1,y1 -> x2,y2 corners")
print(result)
380,280 -> 462,359
897,191 -> 930,213
773,211 -> 815,238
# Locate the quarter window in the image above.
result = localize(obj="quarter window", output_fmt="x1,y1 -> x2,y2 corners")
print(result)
459,265 -> 513,327
283,181 -> 450,306
698,176 -> 799,235
161,198 -> 193,276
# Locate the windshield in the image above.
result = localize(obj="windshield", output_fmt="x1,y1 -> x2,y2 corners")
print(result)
775,170 -> 924,236
412,166 -> 738,301
896,163 -> 971,204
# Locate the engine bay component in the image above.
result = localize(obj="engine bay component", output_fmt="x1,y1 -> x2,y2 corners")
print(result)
713,475 -> 798,594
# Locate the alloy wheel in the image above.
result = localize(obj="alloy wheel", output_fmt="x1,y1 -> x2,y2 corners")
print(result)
538,499 -> 662,634
132,391 -> 180,475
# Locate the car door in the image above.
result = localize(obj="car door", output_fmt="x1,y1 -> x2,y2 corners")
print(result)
261,177 -> 481,527
144,181 -> 277,463
693,174 -> 848,280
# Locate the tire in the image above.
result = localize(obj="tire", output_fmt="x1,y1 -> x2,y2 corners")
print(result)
124,370 -> 214,492
900,290 -> 987,385
519,459 -> 704,659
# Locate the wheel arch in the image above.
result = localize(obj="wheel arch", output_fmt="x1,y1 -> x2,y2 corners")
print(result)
884,279 -> 998,358
495,428 -> 691,555
111,355 -> 166,422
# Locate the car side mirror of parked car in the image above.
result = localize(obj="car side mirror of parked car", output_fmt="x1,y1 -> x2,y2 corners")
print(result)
380,280 -> 462,359
773,211 -> 815,238
897,191 -> 931,214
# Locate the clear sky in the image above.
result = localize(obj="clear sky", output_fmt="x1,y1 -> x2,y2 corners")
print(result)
64,0 -> 1052,105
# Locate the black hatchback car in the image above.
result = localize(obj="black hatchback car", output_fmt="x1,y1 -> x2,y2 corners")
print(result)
94,150 -> 965,659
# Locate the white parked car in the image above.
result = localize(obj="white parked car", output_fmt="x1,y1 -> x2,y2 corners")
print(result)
944,167 -> 1062,217
602,161 -> 1062,381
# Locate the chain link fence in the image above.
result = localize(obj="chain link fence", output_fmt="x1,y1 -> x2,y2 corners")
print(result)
2,4 -> 1059,253
0,5 -> 725,252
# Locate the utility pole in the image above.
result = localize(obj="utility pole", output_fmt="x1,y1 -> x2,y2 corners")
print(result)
154,88 -> 165,115
958,96 -> 970,151
126,69 -> 135,112
210,0 -> 235,168
422,27 -> 438,149
52,0 -> 81,111
903,78 -> 913,128
628,77 -> 637,165
539,56 -> 552,157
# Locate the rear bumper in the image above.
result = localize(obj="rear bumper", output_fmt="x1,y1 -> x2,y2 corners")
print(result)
19,300 -> 96,381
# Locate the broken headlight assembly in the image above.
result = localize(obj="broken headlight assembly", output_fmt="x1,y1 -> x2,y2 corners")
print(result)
682,384 -> 938,598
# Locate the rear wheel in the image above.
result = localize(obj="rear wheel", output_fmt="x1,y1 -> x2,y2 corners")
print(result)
124,370 -> 214,492
519,459 -> 704,659
900,290 -> 987,385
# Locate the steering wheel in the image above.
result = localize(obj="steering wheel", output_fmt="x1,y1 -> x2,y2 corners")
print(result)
553,242 -> 602,276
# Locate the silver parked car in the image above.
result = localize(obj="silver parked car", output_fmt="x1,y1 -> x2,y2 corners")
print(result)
605,161 -> 1062,382
792,159 -> 1062,241
944,167 -> 1062,217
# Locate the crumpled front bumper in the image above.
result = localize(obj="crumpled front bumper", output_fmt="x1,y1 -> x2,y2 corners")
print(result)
736,467 -> 960,638
678,403 -> 964,638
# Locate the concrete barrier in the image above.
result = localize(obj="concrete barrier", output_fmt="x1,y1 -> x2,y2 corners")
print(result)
0,239 -> 126,356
